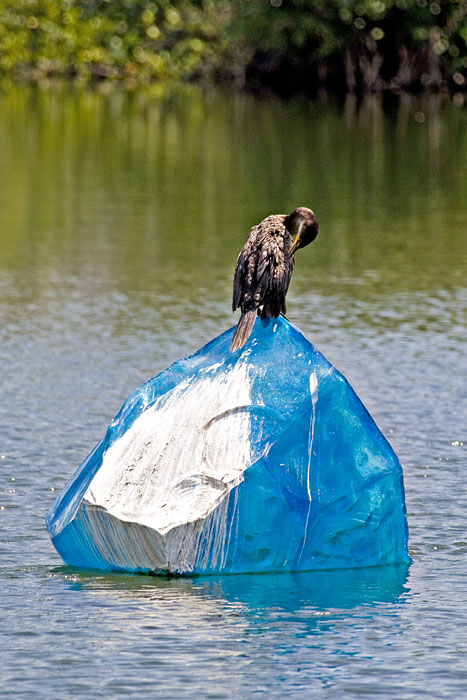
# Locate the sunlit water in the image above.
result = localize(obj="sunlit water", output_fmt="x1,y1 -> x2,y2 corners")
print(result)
1,85 -> 466,698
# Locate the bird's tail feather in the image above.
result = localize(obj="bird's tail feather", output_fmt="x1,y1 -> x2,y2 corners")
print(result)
230,310 -> 256,352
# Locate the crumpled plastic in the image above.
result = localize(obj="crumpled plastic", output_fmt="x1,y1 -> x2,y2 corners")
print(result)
47,316 -> 410,574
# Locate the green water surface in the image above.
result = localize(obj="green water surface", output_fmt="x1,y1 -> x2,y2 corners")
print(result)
0,85 -> 466,699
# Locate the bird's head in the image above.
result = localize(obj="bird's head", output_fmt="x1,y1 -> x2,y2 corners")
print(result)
284,207 -> 319,256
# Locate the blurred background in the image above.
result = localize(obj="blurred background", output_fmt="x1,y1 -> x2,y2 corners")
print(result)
0,0 -> 466,93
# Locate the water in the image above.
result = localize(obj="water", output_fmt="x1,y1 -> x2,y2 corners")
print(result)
1,85 -> 466,698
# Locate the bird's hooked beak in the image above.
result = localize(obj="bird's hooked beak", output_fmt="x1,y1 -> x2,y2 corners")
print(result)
288,234 -> 301,256
285,207 -> 318,256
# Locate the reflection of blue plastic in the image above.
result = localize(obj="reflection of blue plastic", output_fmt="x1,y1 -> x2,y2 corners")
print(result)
194,563 -> 410,612
47,316 -> 410,575
57,564 -> 410,613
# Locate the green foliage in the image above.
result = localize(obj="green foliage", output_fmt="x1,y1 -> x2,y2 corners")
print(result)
0,0 -> 223,83
226,0 -> 467,91
0,0 -> 465,90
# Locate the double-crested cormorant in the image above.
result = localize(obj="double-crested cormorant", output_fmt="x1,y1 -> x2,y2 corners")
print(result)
231,207 -> 319,352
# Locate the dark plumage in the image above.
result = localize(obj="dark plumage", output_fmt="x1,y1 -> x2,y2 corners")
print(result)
231,207 -> 319,352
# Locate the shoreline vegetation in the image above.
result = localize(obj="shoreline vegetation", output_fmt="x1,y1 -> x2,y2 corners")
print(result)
0,1 -> 466,94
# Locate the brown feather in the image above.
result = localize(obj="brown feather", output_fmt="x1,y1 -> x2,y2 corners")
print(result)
230,214 -> 294,351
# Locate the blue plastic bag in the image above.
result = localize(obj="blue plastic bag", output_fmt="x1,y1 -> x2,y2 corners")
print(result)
47,317 -> 410,574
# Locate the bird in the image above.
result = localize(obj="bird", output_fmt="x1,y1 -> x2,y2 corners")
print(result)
230,207 -> 319,352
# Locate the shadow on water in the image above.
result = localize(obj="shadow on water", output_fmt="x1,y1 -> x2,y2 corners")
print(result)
51,563 -> 410,614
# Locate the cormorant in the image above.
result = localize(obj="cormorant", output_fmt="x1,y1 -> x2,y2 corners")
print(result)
231,207 -> 319,352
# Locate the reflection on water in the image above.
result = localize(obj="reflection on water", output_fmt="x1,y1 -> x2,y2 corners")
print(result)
1,85 -> 466,699
1,86 -> 466,298
35,564 -> 411,697
56,564 -> 410,612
